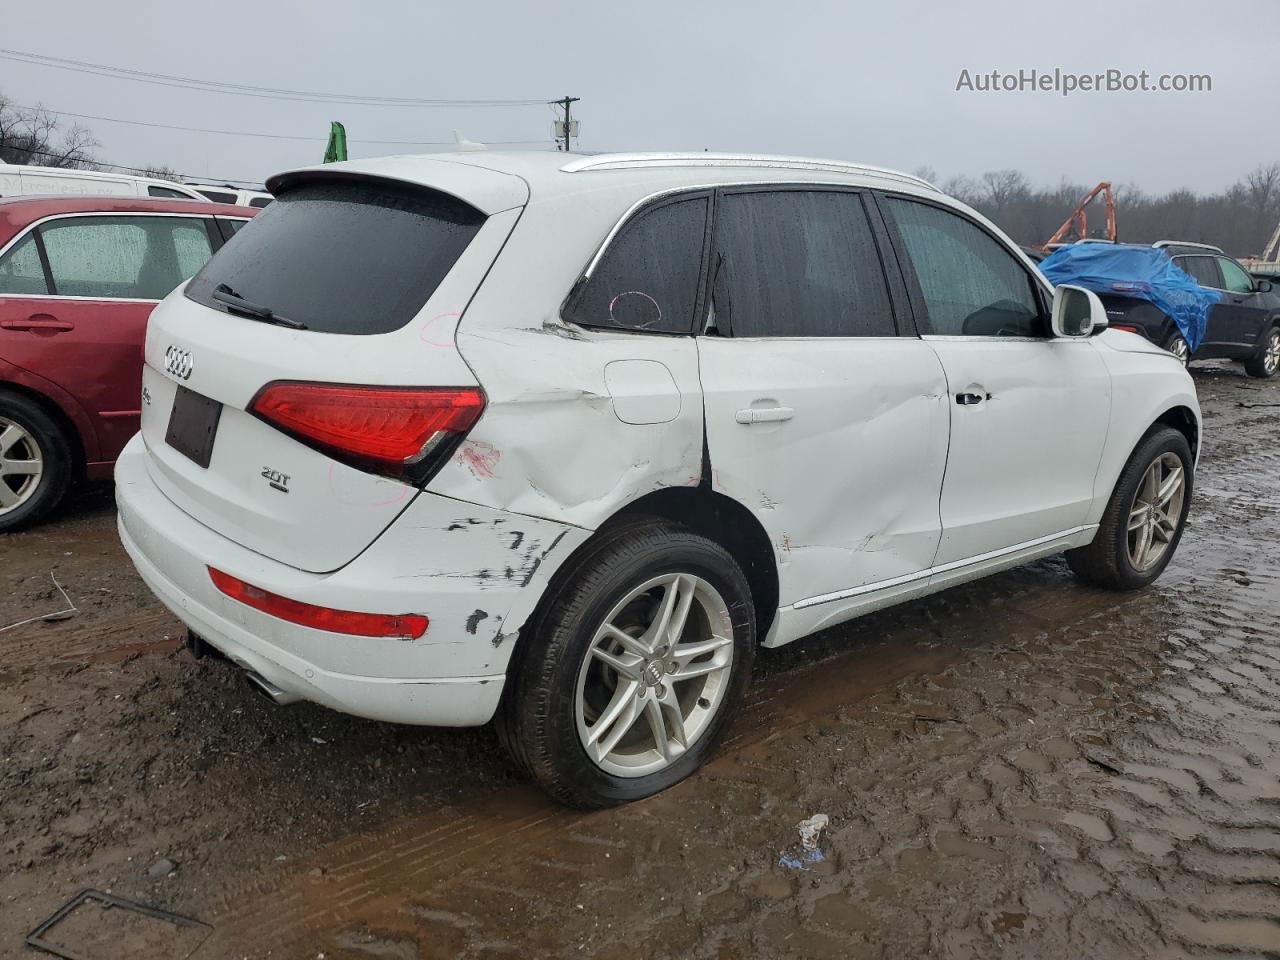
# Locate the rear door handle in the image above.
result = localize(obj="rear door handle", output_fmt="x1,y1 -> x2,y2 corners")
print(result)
735,406 -> 794,424
1,315 -> 74,332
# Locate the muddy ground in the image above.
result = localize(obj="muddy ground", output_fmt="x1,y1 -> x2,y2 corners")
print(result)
3,363 -> 1279,960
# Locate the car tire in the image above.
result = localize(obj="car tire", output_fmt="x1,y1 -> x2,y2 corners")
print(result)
497,520 -> 756,808
1243,324 -> 1280,378
1163,330 -> 1190,366
1065,426 -> 1192,591
0,391 -> 73,533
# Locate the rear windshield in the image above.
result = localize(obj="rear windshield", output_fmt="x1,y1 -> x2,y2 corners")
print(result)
186,179 -> 485,335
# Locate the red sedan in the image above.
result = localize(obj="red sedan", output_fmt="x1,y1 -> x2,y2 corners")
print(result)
0,195 -> 257,530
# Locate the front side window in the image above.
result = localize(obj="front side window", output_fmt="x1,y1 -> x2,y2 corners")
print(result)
1218,257 -> 1254,294
714,190 -> 895,338
566,196 -> 708,334
40,216 -> 214,300
0,232 -> 50,296
886,197 -> 1044,337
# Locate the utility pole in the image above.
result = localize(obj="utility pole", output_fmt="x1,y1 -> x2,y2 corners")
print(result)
556,96 -> 580,152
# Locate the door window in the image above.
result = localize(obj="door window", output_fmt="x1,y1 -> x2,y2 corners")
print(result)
1175,255 -> 1221,288
198,189 -> 239,204
565,196 -> 708,334
1217,257 -> 1254,294
714,190 -> 895,337
885,198 -> 1045,337
0,233 -> 51,295
40,216 -> 214,300
148,185 -> 192,199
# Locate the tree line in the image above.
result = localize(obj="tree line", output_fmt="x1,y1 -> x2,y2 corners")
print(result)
4,92 -> 1279,257
918,166 -> 1280,259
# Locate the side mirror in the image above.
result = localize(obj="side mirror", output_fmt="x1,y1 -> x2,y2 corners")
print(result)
1051,284 -> 1107,338
1256,278 -> 1273,293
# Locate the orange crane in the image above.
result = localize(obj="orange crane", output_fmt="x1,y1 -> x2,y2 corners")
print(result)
1040,181 -> 1117,252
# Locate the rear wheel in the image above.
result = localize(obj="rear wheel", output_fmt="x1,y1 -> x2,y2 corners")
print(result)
1163,330 -> 1190,366
0,392 -> 72,533
1244,325 -> 1279,378
499,521 -> 755,808
1066,426 -> 1192,590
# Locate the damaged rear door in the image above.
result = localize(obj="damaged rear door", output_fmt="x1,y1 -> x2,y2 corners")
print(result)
697,187 -> 949,612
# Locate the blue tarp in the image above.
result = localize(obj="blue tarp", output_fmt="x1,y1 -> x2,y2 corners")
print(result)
1039,244 -> 1221,351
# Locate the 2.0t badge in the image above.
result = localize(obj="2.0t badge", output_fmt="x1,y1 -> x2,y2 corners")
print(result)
164,345 -> 194,381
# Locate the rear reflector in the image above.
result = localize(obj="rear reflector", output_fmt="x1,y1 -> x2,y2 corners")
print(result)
209,567 -> 428,639
1110,324 -> 1142,334
250,382 -> 484,482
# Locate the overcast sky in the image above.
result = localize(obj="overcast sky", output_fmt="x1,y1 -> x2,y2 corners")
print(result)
5,0 -> 1278,194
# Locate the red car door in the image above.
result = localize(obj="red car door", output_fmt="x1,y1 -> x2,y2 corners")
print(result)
0,214 -> 217,463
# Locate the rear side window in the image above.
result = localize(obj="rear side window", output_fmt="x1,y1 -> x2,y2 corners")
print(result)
187,179 -> 485,335
40,216 -> 215,300
565,196 -> 708,334
248,196 -> 272,208
0,232 -> 50,295
199,189 -> 239,204
886,197 -> 1044,337
1176,255 -> 1221,288
715,190 -> 895,337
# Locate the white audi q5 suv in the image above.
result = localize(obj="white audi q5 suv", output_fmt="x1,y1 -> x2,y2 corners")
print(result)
116,151 -> 1199,807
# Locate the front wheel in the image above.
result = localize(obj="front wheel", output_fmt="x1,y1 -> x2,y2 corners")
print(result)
1066,426 -> 1192,590
1163,331 -> 1190,366
498,521 -> 756,808
1243,325 -> 1279,378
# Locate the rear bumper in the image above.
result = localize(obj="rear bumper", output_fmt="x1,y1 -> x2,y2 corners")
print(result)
115,434 -> 587,726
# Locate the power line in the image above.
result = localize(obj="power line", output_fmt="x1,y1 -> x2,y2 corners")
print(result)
12,102 -> 555,147
0,48 -> 560,108
12,145 -> 262,186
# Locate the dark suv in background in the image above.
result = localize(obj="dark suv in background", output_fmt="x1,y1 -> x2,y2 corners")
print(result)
1101,241 -> 1280,377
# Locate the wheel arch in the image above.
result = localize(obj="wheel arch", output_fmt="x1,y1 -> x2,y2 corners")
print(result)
0,378 -> 88,479
503,486 -> 780,669
1153,404 -> 1200,464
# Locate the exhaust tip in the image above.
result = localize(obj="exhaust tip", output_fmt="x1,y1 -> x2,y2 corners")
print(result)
244,670 -> 301,707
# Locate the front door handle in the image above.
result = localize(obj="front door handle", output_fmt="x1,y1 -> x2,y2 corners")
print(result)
735,406 -> 794,424
955,392 -> 986,406
1,314 -> 74,333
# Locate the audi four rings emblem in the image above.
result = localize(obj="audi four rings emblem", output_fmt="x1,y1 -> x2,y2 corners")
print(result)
164,346 -> 194,381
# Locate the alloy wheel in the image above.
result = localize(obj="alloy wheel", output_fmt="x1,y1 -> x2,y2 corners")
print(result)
1126,452 -> 1185,571
574,573 -> 734,778
0,417 -> 43,516
1168,336 -> 1190,365
1264,329 -> 1280,375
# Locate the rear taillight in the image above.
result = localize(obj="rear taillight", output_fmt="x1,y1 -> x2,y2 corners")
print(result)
249,382 -> 485,483
209,567 -> 428,639
1110,324 -> 1142,334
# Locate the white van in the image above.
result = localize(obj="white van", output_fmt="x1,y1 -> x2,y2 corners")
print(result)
0,163 -> 210,201
186,183 -> 273,208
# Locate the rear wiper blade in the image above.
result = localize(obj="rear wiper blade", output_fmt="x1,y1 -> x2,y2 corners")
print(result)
211,283 -> 307,330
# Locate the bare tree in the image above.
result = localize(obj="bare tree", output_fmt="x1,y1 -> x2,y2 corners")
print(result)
139,165 -> 181,183
0,94 -> 98,168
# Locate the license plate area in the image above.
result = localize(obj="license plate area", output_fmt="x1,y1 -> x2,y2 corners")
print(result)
165,386 -> 222,468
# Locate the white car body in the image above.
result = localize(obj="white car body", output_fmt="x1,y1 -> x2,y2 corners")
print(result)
0,163 -> 210,202
115,151 -> 1200,732
185,183 -> 273,208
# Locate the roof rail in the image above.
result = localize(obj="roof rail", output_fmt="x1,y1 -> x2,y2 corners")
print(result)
559,153 -> 939,191
1152,240 -> 1224,254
